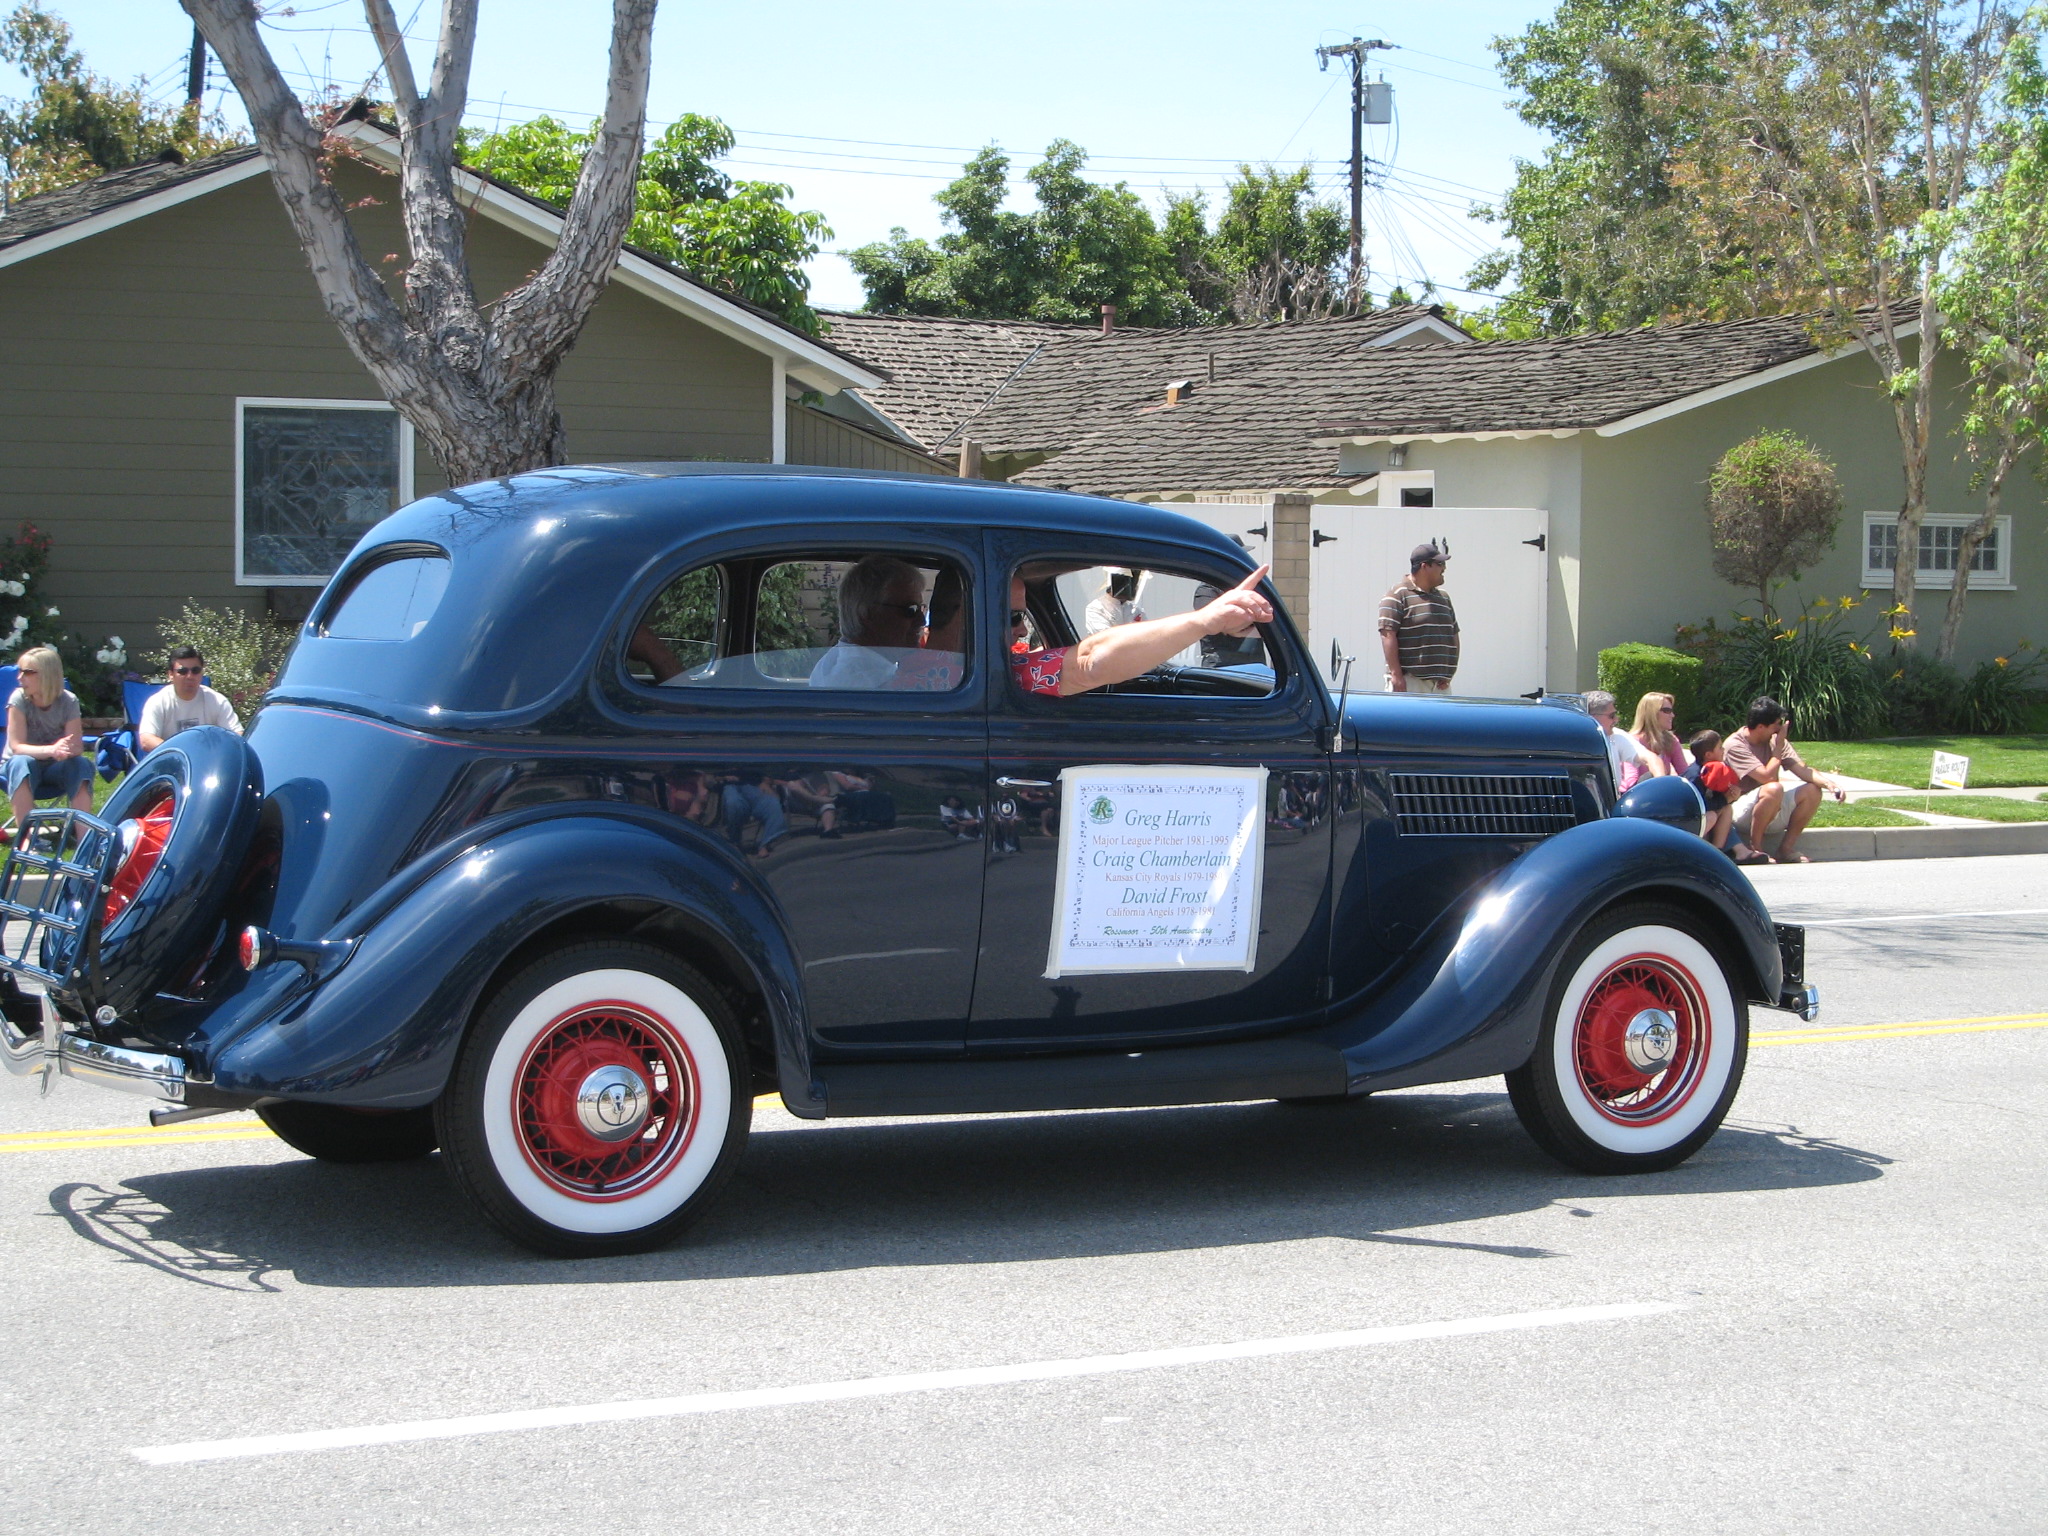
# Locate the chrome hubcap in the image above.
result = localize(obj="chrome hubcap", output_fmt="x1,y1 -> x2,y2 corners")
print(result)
1622,1008 -> 1679,1072
574,1064 -> 650,1142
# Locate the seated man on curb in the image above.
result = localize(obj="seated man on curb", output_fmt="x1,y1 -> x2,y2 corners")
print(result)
139,646 -> 242,751
1584,690 -> 1662,788
1722,695 -> 1844,865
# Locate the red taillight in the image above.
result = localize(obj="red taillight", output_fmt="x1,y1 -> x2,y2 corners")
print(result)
103,788 -> 175,926
237,926 -> 263,971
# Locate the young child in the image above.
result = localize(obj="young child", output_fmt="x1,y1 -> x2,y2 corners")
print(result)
1686,730 -> 1764,865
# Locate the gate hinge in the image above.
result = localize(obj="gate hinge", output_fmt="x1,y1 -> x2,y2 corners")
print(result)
1523,533 -> 1547,552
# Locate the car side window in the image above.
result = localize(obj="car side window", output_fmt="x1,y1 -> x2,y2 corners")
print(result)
1019,560 -> 1275,699
629,552 -> 970,693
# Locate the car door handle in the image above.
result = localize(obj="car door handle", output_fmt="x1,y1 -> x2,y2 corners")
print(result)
995,777 -> 1053,788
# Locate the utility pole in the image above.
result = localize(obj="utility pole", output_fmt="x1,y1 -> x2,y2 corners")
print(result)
185,24 -> 206,110
1316,36 -> 1392,310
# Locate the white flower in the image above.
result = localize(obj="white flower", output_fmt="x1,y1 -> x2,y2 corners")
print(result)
108,635 -> 122,647
44,606 -> 57,617
1,581 -> 22,597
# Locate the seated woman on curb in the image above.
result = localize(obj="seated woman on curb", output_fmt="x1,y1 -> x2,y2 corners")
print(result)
1010,565 -> 1273,697
5,644 -> 93,840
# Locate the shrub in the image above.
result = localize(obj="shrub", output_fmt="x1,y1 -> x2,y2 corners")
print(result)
1705,432 -> 1843,614
1596,643 -> 1702,729
1955,646 -> 2045,735
1675,595 -> 1888,739
151,602 -> 297,723
1878,650 -> 1962,734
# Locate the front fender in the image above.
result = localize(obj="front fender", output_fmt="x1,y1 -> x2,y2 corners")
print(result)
1329,817 -> 1780,1091
202,812 -> 803,1108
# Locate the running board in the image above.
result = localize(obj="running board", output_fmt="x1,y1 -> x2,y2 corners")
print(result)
813,1036 -> 1347,1118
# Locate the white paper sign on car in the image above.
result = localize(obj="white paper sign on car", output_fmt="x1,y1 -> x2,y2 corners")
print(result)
1045,764 -> 1268,978
1930,750 -> 1970,790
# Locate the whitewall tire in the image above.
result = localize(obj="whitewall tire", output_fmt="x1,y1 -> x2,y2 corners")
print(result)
1507,903 -> 1748,1173
437,941 -> 751,1256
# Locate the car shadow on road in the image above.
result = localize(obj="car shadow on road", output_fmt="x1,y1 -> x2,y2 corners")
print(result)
45,1088 -> 1889,1291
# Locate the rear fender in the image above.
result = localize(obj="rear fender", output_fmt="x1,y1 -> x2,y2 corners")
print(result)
203,813 -> 803,1108
1329,817 -> 1779,1091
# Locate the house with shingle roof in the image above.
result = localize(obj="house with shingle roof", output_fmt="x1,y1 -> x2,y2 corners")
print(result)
820,305 -> 2038,690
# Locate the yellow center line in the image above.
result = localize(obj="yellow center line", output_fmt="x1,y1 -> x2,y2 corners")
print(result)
1755,1015 -> 2048,1046
0,1093 -> 791,1153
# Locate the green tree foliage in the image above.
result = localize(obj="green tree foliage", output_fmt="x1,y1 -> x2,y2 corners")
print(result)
1925,10 -> 2048,659
461,114 -> 831,335
1469,0 -> 1734,335
849,142 -> 1197,325
1705,431 -> 1843,613
0,3 -> 244,203
1170,165 -> 1349,322
850,146 -> 1352,326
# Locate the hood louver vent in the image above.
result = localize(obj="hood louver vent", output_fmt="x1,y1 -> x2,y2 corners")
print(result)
1388,772 -> 1577,838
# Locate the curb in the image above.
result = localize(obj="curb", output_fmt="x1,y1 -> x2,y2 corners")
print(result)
1779,822 -> 2048,862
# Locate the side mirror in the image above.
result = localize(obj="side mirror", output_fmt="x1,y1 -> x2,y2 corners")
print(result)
1329,638 -> 1347,683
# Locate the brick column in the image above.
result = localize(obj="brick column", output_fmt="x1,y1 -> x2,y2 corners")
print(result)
1269,493 -> 1312,638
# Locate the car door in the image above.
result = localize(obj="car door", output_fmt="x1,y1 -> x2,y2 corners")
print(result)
612,530 -> 987,1052
969,530 -> 1333,1051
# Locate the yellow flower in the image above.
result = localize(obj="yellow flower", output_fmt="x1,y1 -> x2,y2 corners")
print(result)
1889,625 -> 1917,641
1884,603 -> 1909,618
1996,655 -> 2010,668
1840,596 -> 1861,610
1813,596 -> 1834,609
1778,628 -> 1798,640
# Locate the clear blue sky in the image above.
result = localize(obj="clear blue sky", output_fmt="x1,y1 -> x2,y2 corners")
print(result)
26,2 -> 1557,311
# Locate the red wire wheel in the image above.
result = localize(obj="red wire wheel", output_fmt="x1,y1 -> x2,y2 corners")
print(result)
1569,952 -> 1710,1127
102,784 -> 176,927
511,1000 -> 701,1202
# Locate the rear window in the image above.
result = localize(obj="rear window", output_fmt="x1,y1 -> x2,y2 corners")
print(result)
322,553 -> 450,641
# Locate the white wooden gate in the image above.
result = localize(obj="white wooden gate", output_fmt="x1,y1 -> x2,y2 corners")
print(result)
1307,505 -> 1549,698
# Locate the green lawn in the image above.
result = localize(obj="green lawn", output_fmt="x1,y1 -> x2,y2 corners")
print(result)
1799,734 -> 2048,788
1860,794 -> 2048,823
1808,800 -> 1921,828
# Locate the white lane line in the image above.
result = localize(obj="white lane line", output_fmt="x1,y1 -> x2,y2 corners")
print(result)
1795,908 -> 2048,928
132,1301 -> 1678,1465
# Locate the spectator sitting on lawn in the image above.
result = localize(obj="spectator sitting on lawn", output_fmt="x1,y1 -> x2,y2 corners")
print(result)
1629,692 -> 1689,781
1585,690 -> 1662,790
6,644 -> 93,836
1685,729 -> 1760,864
139,646 -> 242,751
1722,695 -> 1845,865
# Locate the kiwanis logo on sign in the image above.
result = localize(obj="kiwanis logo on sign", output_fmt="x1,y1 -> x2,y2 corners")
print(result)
1088,794 -> 1116,824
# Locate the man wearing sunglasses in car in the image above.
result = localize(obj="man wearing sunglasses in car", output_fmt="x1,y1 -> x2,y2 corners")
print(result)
137,646 -> 242,752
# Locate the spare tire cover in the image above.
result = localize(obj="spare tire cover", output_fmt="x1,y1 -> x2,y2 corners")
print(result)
89,727 -> 263,1015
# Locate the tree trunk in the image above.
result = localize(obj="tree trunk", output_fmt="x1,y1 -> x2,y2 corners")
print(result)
1937,437 -> 2016,663
182,0 -> 657,484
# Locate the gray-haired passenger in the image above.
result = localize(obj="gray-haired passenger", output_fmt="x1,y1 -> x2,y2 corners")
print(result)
808,555 -> 929,690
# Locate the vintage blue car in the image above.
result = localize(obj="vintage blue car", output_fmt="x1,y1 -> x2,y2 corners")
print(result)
0,466 -> 1814,1256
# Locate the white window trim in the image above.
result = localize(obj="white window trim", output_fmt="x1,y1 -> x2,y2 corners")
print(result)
1859,511 -> 2014,592
235,397 -> 415,587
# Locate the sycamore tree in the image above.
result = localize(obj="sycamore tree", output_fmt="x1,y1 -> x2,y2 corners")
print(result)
1471,0 -> 1737,335
461,113 -> 830,335
1924,11 -> 2048,660
0,3 -> 242,202
1671,0 -> 2016,646
183,0 -> 656,484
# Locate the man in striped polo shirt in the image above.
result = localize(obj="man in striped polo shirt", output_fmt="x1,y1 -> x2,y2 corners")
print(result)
1377,541 -> 1459,693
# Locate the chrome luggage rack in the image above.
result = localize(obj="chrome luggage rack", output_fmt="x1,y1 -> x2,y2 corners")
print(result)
0,805 -> 118,995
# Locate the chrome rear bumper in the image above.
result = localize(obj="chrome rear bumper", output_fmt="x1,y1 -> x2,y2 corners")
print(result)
0,991 -> 186,1103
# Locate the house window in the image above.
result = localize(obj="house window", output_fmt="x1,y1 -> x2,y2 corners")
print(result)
1860,512 -> 2013,591
237,398 -> 415,586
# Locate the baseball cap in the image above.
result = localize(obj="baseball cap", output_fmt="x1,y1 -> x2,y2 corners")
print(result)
1410,541 -> 1448,565
1700,761 -> 1739,794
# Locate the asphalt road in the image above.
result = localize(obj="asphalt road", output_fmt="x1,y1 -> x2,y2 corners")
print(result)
3,855 -> 2044,1534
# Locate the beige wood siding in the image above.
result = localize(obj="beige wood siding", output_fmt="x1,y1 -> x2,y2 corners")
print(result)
0,160 -> 773,645
786,402 -> 950,475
